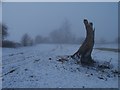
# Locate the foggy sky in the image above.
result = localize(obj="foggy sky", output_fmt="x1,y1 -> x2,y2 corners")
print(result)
2,2 -> 118,42
0,3 -> 1,22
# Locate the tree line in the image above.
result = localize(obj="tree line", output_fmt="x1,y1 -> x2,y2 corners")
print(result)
0,20 -> 119,48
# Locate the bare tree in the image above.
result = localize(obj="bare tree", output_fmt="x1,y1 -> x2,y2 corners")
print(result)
0,23 -> 8,40
50,19 -> 75,44
0,23 -> 8,47
71,19 -> 95,65
21,33 -> 33,46
35,35 -> 43,44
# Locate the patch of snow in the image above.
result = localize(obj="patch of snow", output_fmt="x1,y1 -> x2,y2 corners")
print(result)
2,44 -> 118,88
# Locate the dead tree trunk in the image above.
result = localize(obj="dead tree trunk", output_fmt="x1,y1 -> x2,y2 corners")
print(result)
71,19 -> 95,65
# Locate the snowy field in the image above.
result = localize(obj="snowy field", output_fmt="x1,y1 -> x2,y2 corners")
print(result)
1,44 -> 119,88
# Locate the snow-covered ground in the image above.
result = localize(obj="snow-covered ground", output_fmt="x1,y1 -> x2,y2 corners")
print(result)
1,44 -> 118,88
0,47 -> 2,89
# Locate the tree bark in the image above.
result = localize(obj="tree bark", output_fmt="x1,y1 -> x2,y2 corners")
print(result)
71,19 -> 95,65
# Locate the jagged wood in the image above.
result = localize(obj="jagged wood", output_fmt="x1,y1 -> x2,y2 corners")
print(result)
71,19 -> 95,65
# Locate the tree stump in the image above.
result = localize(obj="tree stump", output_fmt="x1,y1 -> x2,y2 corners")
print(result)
71,19 -> 95,65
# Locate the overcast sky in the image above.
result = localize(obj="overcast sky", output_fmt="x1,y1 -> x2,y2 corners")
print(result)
2,2 -> 118,42
0,3 -> 1,22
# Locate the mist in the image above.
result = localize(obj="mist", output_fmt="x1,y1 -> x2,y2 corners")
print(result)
2,2 -> 118,43
1,2 -> 119,88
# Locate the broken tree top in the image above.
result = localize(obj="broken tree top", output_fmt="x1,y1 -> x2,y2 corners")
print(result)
72,19 -> 95,65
